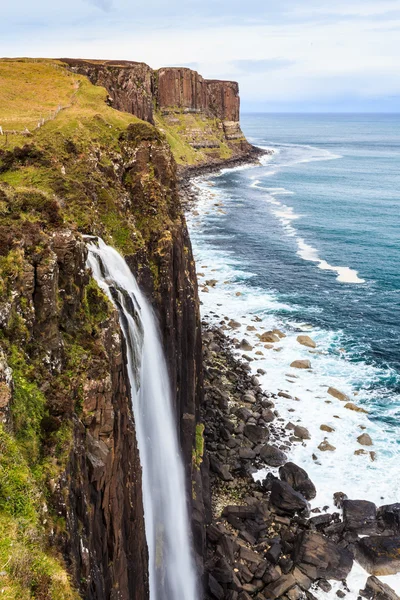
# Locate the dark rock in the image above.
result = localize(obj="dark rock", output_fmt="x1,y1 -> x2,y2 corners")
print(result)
222,505 -> 259,520
263,574 -> 296,599
377,504 -> 400,535
208,573 -> 224,599
336,591 -> 346,598
210,456 -> 233,481
266,542 -> 282,564
355,536 -> 400,576
360,575 -> 400,600
294,531 -> 353,580
343,499 -> 377,534
260,444 -> 287,467
279,462 -> 317,501
334,492 -> 348,509
319,579 -> 332,592
213,557 -> 234,583
270,480 -> 309,515
309,513 -> 333,529
243,423 -> 269,444
239,447 -> 256,460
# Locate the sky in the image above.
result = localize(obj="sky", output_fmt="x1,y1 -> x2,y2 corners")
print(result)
1,0 -> 399,112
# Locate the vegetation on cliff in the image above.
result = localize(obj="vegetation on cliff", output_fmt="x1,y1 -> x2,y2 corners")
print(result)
0,57 -> 198,598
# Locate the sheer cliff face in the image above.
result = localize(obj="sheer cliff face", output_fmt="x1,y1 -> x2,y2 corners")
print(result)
62,58 -> 154,123
62,59 -> 252,166
0,59 -> 204,599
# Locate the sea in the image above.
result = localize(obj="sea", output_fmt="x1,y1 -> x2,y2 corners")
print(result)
186,114 -> 400,597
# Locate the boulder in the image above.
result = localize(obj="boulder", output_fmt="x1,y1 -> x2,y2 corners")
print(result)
243,423 -> 268,444
343,499 -> 377,534
270,480 -> 309,514
360,575 -> 400,600
290,359 -> 311,369
260,444 -> 287,467
294,531 -> 353,580
263,574 -> 296,599
240,339 -> 253,351
345,402 -> 368,413
358,433 -> 373,446
355,536 -> 400,576
279,462 -> 317,500
318,440 -> 336,452
208,573 -> 224,599
210,456 -> 233,481
320,424 -> 335,433
293,425 -> 311,440
328,387 -> 349,402
272,329 -> 286,339
297,335 -> 316,349
377,503 -> 400,535
260,331 -> 280,343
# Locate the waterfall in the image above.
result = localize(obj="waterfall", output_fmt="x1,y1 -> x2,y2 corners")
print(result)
86,238 -> 198,600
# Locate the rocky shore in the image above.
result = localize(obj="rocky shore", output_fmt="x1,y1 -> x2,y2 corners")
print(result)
199,325 -> 400,600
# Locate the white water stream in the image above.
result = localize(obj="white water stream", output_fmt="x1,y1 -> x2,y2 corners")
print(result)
87,238 -> 198,600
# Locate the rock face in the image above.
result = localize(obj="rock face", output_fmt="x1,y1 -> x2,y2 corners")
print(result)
61,58 -> 154,123
62,59 -> 253,166
343,499 -> 377,534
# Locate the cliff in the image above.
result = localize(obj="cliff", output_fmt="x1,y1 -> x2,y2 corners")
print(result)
0,58 -> 203,599
61,59 -> 258,168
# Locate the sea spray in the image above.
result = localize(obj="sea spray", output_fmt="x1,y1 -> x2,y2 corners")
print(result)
87,238 -> 198,600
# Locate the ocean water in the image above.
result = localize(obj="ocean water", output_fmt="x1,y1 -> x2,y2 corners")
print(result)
186,114 -> 400,596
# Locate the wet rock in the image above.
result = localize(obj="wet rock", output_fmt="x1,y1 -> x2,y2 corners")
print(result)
343,499 -> 377,534
297,335 -> 316,349
260,444 -> 287,467
360,575 -> 400,600
260,331 -> 280,343
318,440 -> 336,452
278,391 -> 293,399
334,492 -> 348,509
240,339 -> 253,351
377,503 -> 400,535
263,574 -> 296,599
228,319 -> 241,329
344,402 -> 368,413
294,531 -> 353,580
290,360 -> 311,369
266,542 -> 282,564
328,387 -> 349,402
320,424 -> 335,433
262,408 -> 276,423
355,536 -> 400,576
287,585 -> 304,600
358,433 -> 373,446
270,480 -> 309,514
293,425 -> 311,440
243,423 -> 268,444
279,463 -> 317,501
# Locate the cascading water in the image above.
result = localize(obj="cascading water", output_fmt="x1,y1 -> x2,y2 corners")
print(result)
86,237 -> 198,600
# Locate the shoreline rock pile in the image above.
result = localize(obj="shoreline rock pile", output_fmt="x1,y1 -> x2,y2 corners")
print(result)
200,325 -> 400,600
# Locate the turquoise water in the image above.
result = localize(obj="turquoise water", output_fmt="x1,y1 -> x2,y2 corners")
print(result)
208,114 -> 400,421
187,113 -> 400,506
187,113 -> 400,594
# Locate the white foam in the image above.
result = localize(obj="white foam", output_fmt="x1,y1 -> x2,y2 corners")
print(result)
186,164 -> 400,598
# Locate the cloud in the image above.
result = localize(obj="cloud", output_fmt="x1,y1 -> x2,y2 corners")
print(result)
84,0 -> 113,11
231,58 -> 294,74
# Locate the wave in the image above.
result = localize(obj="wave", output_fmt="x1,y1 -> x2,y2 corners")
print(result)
251,171 -> 366,285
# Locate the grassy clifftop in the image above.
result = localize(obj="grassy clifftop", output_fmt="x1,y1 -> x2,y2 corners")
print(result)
0,58 -> 187,599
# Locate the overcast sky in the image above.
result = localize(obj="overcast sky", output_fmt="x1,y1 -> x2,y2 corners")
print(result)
1,0 -> 399,112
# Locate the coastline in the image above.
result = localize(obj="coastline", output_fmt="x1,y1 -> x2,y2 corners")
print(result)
184,156 -> 400,599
